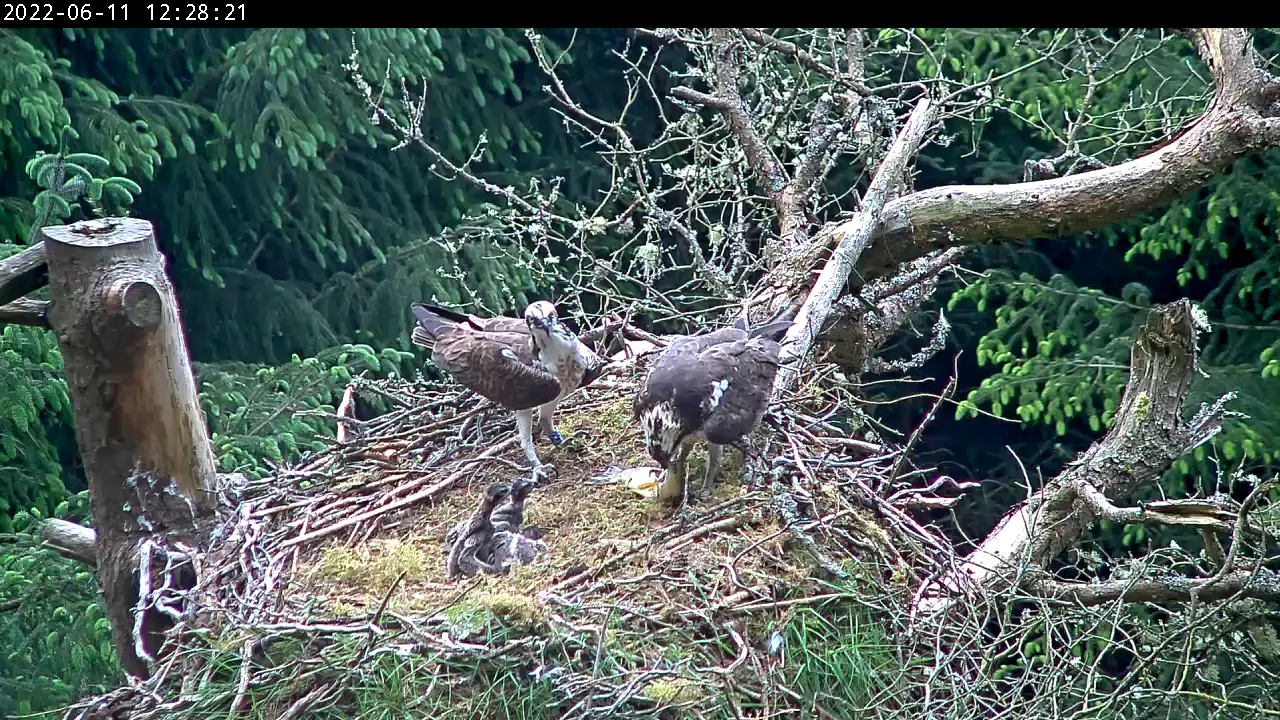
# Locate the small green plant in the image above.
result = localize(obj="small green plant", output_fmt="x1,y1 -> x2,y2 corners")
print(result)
24,124 -> 142,238
197,343 -> 414,479
782,602 -> 899,719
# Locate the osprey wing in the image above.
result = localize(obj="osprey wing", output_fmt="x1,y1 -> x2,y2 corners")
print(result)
414,302 -> 530,335
431,328 -> 563,411
631,325 -> 750,420
577,343 -> 608,390
695,339 -> 783,446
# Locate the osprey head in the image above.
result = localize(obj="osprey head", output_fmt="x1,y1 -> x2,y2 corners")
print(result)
524,301 -> 569,343
483,482 -> 513,505
640,402 -> 685,468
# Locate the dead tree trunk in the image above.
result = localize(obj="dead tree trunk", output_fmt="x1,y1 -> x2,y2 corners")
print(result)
42,217 -> 218,679
911,298 -> 1236,618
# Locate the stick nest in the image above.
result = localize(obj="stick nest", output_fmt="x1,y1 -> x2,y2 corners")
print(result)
66,353 -> 960,720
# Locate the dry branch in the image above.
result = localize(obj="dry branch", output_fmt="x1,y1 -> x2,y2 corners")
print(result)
772,97 -> 937,398
40,518 -> 97,566
1027,567 -> 1280,605
855,28 -> 1280,283
0,241 -> 48,307
914,299 -> 1236,616
0,297 -> 50,328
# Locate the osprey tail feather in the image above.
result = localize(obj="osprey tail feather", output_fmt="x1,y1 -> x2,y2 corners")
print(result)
747,320 -> 793,342
410,303 -> 462,349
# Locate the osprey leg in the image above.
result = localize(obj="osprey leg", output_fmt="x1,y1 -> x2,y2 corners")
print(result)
536,398 -> 564,445
658,439 -> 696,504
515,409 -> 542,467
703,443 -> 724,492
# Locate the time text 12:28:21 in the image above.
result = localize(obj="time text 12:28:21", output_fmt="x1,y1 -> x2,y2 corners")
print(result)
147,3 -> 245,20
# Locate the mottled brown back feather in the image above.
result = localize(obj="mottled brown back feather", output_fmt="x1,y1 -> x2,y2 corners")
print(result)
698,340 -> 782,444
634,320 -> 788,445
411,305 -> 562,411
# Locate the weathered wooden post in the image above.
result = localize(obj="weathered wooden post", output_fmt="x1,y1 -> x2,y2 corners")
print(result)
41,217 -> 218,679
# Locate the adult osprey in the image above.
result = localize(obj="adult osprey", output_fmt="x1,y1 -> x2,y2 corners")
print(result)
632,314 -> 793,504
410,300 -> 606,476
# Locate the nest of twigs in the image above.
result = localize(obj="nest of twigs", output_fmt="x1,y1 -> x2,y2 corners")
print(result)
65,349 -> 974,720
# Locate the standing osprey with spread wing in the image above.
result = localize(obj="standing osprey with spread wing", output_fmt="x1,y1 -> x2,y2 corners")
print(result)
633,314 -> 793,504
410,300 -> 606,477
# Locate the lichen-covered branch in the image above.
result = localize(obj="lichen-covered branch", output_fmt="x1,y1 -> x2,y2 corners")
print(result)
913,299 -> 1238,616
855,29 -> 1280,284
771,97 -> 937,399
1026,568 -> 1280,605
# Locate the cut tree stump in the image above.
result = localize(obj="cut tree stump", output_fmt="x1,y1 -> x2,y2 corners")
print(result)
42,217 -> 218,679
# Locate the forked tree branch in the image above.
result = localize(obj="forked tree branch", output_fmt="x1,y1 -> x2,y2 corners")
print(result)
854,28 -> 1280,284
771,96 -> 937,399
913,298 -> 1238,617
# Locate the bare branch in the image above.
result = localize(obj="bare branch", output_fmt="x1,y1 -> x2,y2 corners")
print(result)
0,297 -> 50,328
1026,568 -> 1280,606
708,28 -> 789,199
40,518 -> 97,567
738,28 -> 870,95
0,242 -> 48,307
772,96 -> 937,399
914,299 -> 1239,616
857,28 -> 1280,284
1071,480 -> 1238,533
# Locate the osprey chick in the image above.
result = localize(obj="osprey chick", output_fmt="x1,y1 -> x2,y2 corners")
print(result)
633,314 -> 793,504
411,301 -> 605,477
489,475 -> 536,535
444,482 -> 511,579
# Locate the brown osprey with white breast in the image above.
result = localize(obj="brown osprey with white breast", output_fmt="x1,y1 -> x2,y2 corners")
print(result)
410,300 -> 606,476
632,313 -> 793,504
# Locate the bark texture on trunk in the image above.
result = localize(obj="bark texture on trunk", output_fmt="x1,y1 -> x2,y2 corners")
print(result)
42,217 -> 217,679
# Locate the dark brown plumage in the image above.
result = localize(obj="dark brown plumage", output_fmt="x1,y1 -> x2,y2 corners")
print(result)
412,304 -> 564,412
633,313 -> 793,504
410,301 -> 607,475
